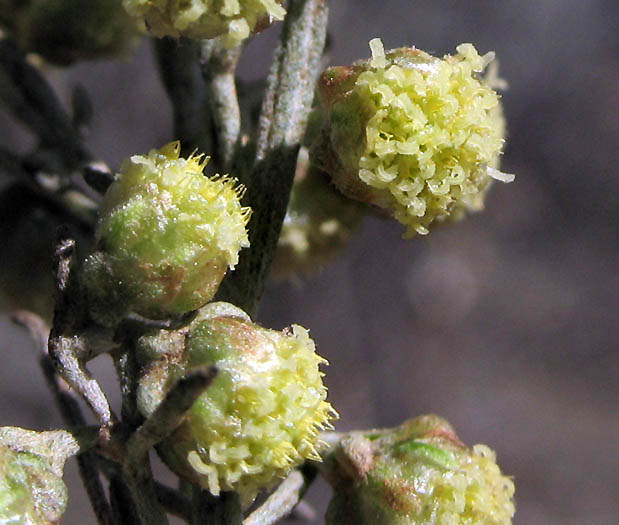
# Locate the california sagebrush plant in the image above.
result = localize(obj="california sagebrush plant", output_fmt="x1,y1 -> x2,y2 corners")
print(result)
0,0 -> 515,523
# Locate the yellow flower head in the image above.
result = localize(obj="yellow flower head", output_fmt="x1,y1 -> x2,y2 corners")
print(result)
82,142 -> 250,323
123,0 -> 286,47
312,39 -> 514,237
137,302 -> 338,506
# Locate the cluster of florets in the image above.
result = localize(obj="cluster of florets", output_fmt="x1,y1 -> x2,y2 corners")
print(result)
123,0 -> 286,47
324,415 -> 515,524
312,38 -> 513,237
82,142 -> 250,323
136,302 -> 337,506
0,0 -> 137,65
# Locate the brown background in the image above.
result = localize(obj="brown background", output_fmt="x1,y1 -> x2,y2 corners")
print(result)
1,1 -> 617,523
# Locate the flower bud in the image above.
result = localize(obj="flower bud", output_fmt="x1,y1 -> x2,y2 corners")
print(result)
0,0 -> 138,65
324,415 -> 515,524
82,142 -> 250,324
273,160 -> 365,278
0,428 -> 79,524
311,39 -> 514,237
122,0 -> 286,48
136,302 -> 337,506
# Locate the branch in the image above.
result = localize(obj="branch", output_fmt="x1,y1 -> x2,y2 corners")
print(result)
216,0 -> 329,316
127,365 -> 217,457
156,483 -> 192,522
48,234 -> 116,429
0,149 -> 97,230
243,470 -> 305,525
154,37 -> 214,157
0,38 -> 87,167
200,39 -> 242,171
123,366 -> 217,525
192,488 -> 242,525
11,310 -> 115,525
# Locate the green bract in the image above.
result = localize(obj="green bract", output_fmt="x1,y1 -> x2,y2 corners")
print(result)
312,38 -> 513,237
122,0 -> 286,47
324,415 -> 515,525
137,302 -> 337,506
82,142 -> 251,323
0,0 -> 138,65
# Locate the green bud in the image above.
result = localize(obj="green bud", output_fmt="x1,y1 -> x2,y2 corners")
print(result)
0,427 -> 79,524
273,161 -> 366,278
0,0 -> 138,66
123,0 -> 286,48
311,39 -> 514,237
324,415 -> 515,524
82,142 -> 251,324
137,302 -> 337,506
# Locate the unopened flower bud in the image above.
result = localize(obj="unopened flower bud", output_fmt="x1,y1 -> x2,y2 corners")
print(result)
0,0 -> 138,65
312,39 -> 514,237
274,159 -> 365,278
137,302 -> 337,506
123,0 -> 286,48
324,415 -> 515,524
0,427 -> 79,524
82,142 -> 250,324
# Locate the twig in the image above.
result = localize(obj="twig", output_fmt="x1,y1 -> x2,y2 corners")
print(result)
200,40 -> 242,171
0,147 -> 29,182
113,345 -> 141,428
155,483 -> 192,522
0,149 -> 97,230
48,234 -> 116,429
123,366 -> 217,525
10,309 -> 115,525
154,37 -> 214,157
0,38 -> 87,167
127,366 -> 217,457
216,0 -> 329,316
192,489 -> 242,525
261,0 -> 328,154
243,471 -> 304,525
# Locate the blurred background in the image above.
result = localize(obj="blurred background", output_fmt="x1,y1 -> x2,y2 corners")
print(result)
1,0 -> 617,523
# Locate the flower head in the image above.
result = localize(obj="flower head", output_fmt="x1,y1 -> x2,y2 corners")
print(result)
123,0 -> 286,47
324,415 -> 515,524
82,142 -> 250,323
137,302 -> 337,506
312,39 -> 513,237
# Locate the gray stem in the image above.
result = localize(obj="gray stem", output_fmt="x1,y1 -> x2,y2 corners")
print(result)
123,366 -> 217,525
0,38 -> 87,167
154,37 -> 215,157
216,0 -> 329,316
11,310 -> 115,525
200,39 -> 242,172
243,470 -> 304,525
